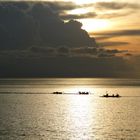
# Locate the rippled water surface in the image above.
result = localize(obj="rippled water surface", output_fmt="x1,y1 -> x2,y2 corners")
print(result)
0,78 -> 140,140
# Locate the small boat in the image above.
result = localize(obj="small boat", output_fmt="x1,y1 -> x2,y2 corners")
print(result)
79,91 -> 89,95
53,91 -> 63,94
100,94 -> 121,98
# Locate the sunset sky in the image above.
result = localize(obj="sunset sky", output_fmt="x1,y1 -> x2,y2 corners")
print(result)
38,0 -> 140,54
0,0 -> 140,78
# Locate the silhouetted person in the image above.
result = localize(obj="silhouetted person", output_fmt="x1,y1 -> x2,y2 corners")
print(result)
116,94 -> 119,97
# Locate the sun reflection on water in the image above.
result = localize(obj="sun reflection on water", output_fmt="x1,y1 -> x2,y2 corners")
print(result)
66,95 -> 96,139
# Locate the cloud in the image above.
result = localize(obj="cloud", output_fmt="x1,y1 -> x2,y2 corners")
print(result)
0,2 -> 37,49
97,11 -> 131,19
43,1 -> 78,13
0,43 -> 137,78
98,41 -> 129,47
0,44 -> 127,61
30,46 -> 56,56
60,12 -> 97,20
57,46 -> 70,56
28,1 -> 139,20
71,47 -> 127,57
1,1 -> 138,21
100,30 -> 140,36
94,2 -> 140,10
94,29 -> 140,40
0,2 -> 97,50
0,54 -> 139,78
79,2 -> 140,19
97,49 -> 128,57
71,47 -> 97,55
0,1 -> 138,78
61,7 -> 134,20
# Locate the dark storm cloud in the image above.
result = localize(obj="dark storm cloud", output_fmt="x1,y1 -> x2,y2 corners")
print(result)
0,2 -> 37,49
0,1 -> 137,78
0,1 -> 97,50
0,54 -> 139,78
7,1 -> 30,10
0,46 -> 137,78
0,1 -> 77,11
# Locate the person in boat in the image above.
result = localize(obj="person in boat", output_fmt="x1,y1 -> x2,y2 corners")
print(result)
103,93 -> 108,97
116,94 -> 119,97
105,91 -> 109,97
79,91 -> 89,94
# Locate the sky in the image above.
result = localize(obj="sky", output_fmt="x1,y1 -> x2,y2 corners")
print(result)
0,0 -> 140,78
44,0 -> 140,54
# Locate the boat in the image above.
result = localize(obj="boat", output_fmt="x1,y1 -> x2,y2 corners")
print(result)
53,91 -> 63,94
100,94 -> 121,98
79,91 -> 89,95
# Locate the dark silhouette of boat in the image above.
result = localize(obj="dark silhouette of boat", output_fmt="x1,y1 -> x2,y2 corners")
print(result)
53,92 -> 63,94
100,93 -> 121,98
79,91 -> 89,95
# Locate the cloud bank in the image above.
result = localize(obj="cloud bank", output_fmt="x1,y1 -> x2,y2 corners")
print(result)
0,1 -> 139,78
59,1 -> 140,20
0,2 -> 97,50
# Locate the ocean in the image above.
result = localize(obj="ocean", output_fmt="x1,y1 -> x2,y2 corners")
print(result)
0,78 -> 140,140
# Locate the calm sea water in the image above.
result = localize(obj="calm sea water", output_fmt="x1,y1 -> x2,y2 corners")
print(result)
0,78 -> 140,140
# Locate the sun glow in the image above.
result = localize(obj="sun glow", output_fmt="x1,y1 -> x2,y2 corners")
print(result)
80,19 -> 110,32
68,8 -> 89,15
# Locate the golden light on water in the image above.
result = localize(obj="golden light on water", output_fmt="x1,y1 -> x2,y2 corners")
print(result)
67,95 -> 93,138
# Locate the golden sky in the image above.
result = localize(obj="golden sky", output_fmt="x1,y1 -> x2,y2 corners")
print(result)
40,0 -> 140,54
